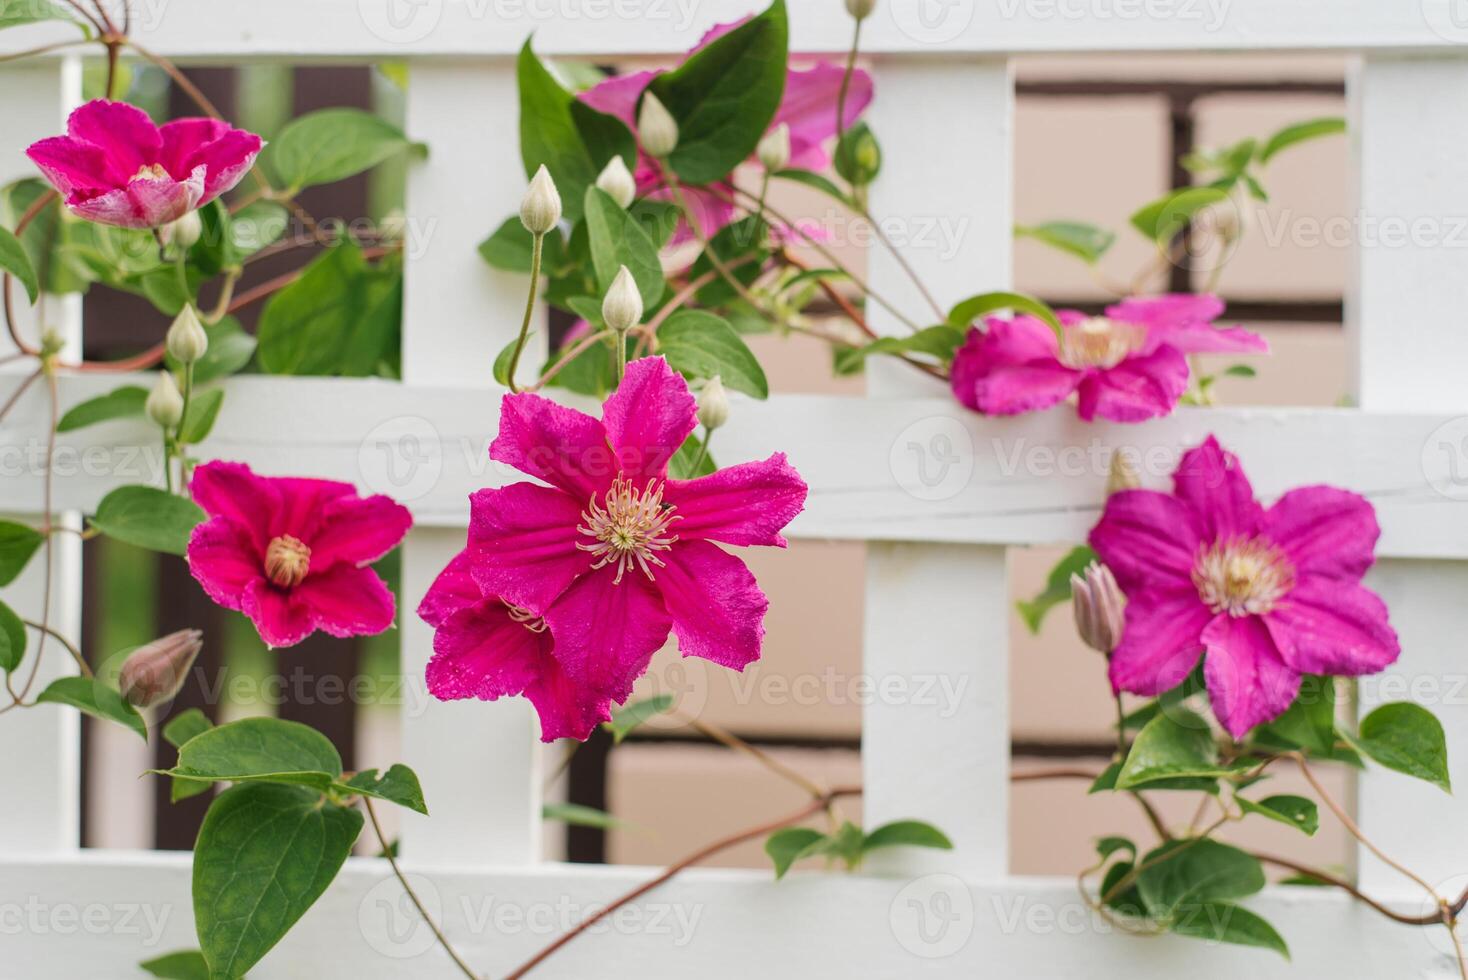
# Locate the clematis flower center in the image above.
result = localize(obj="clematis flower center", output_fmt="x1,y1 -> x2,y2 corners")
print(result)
1059,317 -> 1146,370
506,604 -> 548,633
577,477 -> 681,585
1192,536 -> 1295,617
131,163 -> 170,183
264,534 -> 311,589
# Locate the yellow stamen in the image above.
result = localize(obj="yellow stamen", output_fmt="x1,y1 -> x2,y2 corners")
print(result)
577,477 -> 681,584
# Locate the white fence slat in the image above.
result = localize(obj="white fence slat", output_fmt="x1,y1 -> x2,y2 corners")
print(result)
1350,55 -> 1468,896
396,60 -> 541,865
0,59 -> 83,858
862,57 -> 1013,877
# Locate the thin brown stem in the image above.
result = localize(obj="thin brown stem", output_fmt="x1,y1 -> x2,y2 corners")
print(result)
0,38 -> 91,64
857,205 -> 946,323
22,619 -> 90,678
1253,853 -> 1467,927
0,368 -> 41,426
58,0 -> 106,35
14,371 -> 60,703
531,329 -> 614,392
678,713 -> 826,800
4,190 -> 58,357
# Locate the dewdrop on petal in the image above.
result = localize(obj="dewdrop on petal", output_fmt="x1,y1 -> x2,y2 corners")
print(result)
638,92 -> 679,158
519,165 -> 562,235
757,123 -> 791,173
846,0 -> 876,20
697,376 -> 730,432
596,156 -> 637,209
166,304 -> 209,365
146,371 -> 184,429
602,266 -> 643,334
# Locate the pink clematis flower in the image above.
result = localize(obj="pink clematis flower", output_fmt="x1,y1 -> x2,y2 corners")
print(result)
578,19 -> 873,239
950,294 -> 1267,423
26,100 -> 262,229
187,461 -> 412,649
1089,436 -> 1399,738
421,356 -> 807,740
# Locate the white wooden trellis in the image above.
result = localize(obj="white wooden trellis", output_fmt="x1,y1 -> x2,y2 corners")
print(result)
2,2 -> 1468,975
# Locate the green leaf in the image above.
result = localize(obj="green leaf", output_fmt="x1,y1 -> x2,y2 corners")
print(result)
340,765 -> 428,815
834,325 -> 965,373
90,485 -> 205,556
1343,702 -> 1451,792
1259,117 -> 1345,164
179,387 -> 224,444
1015,545 -> 1097,634
1170,901 -> 1289,959
688,216 -> 769,306
1258,675 -> 1335,754
0,598 -> 25,673
227,200 -> 289,260
1014,222 -> 1115,265
1237,795 -> 1319,836
257,242 -> 402,377
478,217 -> 565,274
493,331 -> 533,388
167,315 -> 256,384
2,179 -> 87,295
605,694 -> 673,744
542,802 -> 628,829
1130,186 -> 1229,244
862,820 -> 953,854
1223,363 -> 1257,378
266,108 -> 417,193
765,827 -> 826,880
158,716 -> 343,792
772,168 -> 849,205
36,676 -> 147,741
194,783 -> 362,979
947,290 -> 1063,341
0,0 -> 85,33
647,0 -> 789,185
55,385 -> 147,433
1096,836 -> 1135,860
1117,709 -> 1229,789
164,708 -> 214,749
0,520 -> 43,586
1100,860 -> 1147,917
518,39 -> 636,223
139,950 -> 210,980
653,310 -> 768,399
584,186 -> 665,307
0,224 -> 38,303
668,432 -> 716,479
811,820 -> 866,869
1136,839 -> 1264,920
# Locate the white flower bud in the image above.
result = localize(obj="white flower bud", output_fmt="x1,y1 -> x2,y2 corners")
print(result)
757,123 -> 791,173
697,376 -> 730,432
596,156 -> 637,209
845,0 -> 876,20
519,165 -> 562,236
602,265 -> 643,334
166,305 -> 209,366
1106,449 -> 1141,496
146,371 -> 184,429
160,210 -> 202,250
1071,562 -> 1126,656
637,92 -> 679,158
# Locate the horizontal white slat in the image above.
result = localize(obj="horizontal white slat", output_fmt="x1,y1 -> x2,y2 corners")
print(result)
1,373 -> 1465,558
1,852 -> 1449,976
0,1 -> 1462,59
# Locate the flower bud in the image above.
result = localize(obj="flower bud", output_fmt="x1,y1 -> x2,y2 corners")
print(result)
519,165 -> 562,236
638,92 -> 679,158
835,122 -> 882,187
757,123 -> 791,172
166,305 -> 209,365
160,210 -> 202,250
596,156 -> 637,209
1106,449 -> 1141,496
1071,562 -> 1125,655
118,628 -> 203,707
846,0 -> 876,20
697,376 -> 730,432
145,371 -> 184,429
602,265 -> 643,334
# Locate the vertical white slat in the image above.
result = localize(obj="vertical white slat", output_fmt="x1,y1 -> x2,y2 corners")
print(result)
398,61 -> 542,866
862,57 -> 1013,877
1349,55 -> 1468,894
0,58 -> 83,857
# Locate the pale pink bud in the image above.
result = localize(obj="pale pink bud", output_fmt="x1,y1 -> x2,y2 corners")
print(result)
118,629 -> 204,707
1071,562 -> 1125,655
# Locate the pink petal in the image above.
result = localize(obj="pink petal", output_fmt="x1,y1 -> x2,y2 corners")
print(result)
69,179 -> 195,229
185,128 -> 263,203
1075,347 -> 1189,423
190,461 -> 280,552
66,100 -> 160,183
491,391 -> 615,501
950,320 -> 1079,416
1107,293 -> 1225,330
578,70 -> 659,128
241,579 -> 315,649
1173,435 -> 1265,541
186,518 -> 262,611
296,563 -> 396,639
645,181 -> 739,242
269,475 -> 357,542
524,661 -> 614,743
1202,613 -> 1301,739
1264,486 -> 1380,580
1155,323 -> 1268,356
777,62 -> 874,171
654,540 -> 767,671
309,493 -> 413,569
545,565 -> 671,703
1088,489 -> 1205,595
601,356 -> 697,483
427,599 -> 545,701
25,137 -> 111,196
467,483 -> 589,617
417,548 -> 486,628
1109,588 -> 1212,696
157,118 -> 230,176
1264,578 -> 1400,677
663,452 -> 807,547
